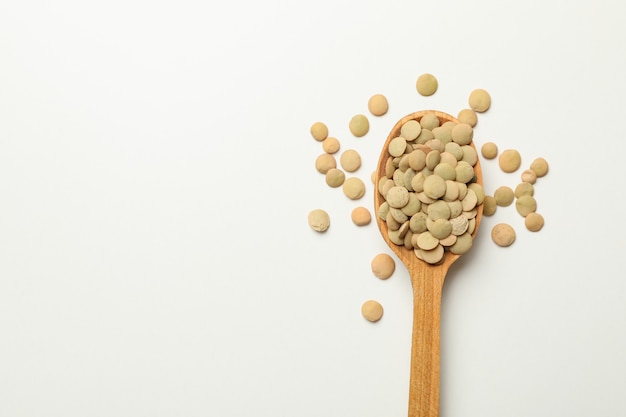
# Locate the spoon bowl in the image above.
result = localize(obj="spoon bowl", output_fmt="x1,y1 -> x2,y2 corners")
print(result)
374,110 -> 483,417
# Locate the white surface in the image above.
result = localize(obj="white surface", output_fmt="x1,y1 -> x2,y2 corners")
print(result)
1,1 -> 625,416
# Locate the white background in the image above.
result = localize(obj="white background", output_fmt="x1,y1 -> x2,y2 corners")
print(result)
1,1 -> 625,416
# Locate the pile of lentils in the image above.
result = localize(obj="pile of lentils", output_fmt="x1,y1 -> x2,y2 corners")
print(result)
307,73 -> 549,322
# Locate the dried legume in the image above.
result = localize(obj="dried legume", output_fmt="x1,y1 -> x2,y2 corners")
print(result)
377,112 -> 483,264
308,209 -> 330,232
361,300 -> 384,322
340,149 -> 362,172
530,157 -> 549,177
368,94 -> 389,116
499,149 -> 521,173
515,195 -> 537,217
349,114 -> 370,137
494,186 -> 514,207
315,153 -> 336,174
491,223 -> 515,247
468,89 -> 491,112
325,168 -> 345,188
352,207 -> 372,226
525,212 -> 544,232
322,137 -> 340,154
343,177 -> 366,200
310,122 -> 328,141
457,109 -> 478,127
481,142 -> 498,159
371,253 -> 395,279
416,73 -> 438,96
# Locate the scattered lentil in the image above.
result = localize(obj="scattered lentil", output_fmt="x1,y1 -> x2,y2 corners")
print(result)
499,149 -> 521,173
371,253 -> 395,279
308,209 -> 330,232
482,195 -> 497,216
322,137 -> 340,154
342,177 -> 366,200
491,223 -> 516,247
514,182 -> 534,198
468,88 -> 491,112
494,186 -> 514,207
315,153 -> 336,174
310,122 -> 328,141
352,206 -> 372,226
457,109 -> 478,127
368,94 -> 389,116
340,149 -> 362,172
521,169 -> 537,184
515,195 -> 537,217
349,114 -> 370,137
481,142 -> 498,159
525,212 -> 545,232
325,168 -> 345,188
416,73 -> 438,96
361,300 -> 384,322
530,157 -> 549,177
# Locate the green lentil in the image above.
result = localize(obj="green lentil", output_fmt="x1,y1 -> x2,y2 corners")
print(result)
310,122 -> 328,141
349,114 -> 370,137
499,149 -> 522,173
308,209 -> 330,232
368,94 -> 389,116
457,109 -> 478,127
481,142 -> 498,159
530,157 -> 549,177
468,88 -> 491,112
525,212 -> 544,232
515,195 -> 537,217
491,223 -> 516,247
416,73 -> 438,96
494,186 -> 514,207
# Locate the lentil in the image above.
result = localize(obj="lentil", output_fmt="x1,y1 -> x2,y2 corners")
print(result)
491,223 -> 516,247
515,195 -> 537,217
308,209 -> 330,232
349,114 -> 370,137
468,88 -> 491,112
322,137 -> 340,154
310,122 -> 328,141
371,253 -> 395,279
343,177 -> 366,200
481,142 -> 498,159
521,169 -> 537,184
351,206 -> 372,226
315,153 -> 336,174
416,73 -> 438,96
530,157 -> 549,177
368,94 -> 389,116
525,212 -> 545,232
494,186 -> 514,207
457,109 -> 477,127
361,300 -> 384,322
340,149 -> 362,172
499,149 -> 522,173
325,168 -> 345,187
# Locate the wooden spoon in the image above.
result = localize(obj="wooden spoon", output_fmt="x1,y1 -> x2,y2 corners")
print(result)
374,111 -> 483,417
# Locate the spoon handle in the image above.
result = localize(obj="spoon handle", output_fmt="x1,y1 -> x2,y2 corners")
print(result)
407,267 -> 446,417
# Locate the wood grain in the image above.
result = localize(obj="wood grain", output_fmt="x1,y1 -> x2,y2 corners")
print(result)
373,111 -> 483,417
